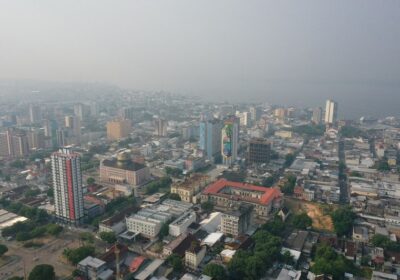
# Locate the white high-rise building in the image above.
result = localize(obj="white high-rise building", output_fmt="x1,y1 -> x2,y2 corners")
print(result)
325,99 -> 338,124
51,148 -> 84,225
29,104 -> 41,124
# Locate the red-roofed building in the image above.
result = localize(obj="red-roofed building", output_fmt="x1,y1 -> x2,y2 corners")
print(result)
201,179 -> 283,221
129,256 -> 146,273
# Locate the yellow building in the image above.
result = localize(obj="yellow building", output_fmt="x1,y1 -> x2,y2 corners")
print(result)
106,119 -> 132,141
170,174 -> 209,203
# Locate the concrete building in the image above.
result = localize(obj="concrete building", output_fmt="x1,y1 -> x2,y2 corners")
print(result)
274,108 -> 287,120
100,152 -> 150,186
201,179 -> 282,221
247,138 -> 271,164
107,119 -> 132,141
169,211 -> 197,237
65,115 -> 81,137
0,209 -> 28,236
155,118 -> 168,137
78,256 -> 113,280
221,205 -> 253,236
170,174 -> 209,203
74,103 -> 89,121
126,199 -> 192,239
29,104 -> 41,124
312,107 -> 323,124
51,148 -> 84,225
126,208 -> 172,239
221,116 -> 239,166
0,128 -> 30,158
185,243 -> 207,270
250,106 -> 261,122
27,128 -> 45,150
325,99 -> 338,124
106,119 -> 132,141
199,118 -> 223,162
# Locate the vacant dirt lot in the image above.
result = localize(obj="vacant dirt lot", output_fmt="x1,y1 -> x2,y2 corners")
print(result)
285,197 -> 335,232
0,231 -> 82,280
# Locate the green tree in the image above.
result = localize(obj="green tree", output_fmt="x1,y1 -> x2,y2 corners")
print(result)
46,224 -> 63,236
372,234 -> 390,248
311,244 -> 358,279
201,201 -> 214,213
284,153 -> 296,167
79,232 -> 94,244
159,223 -> 170,239
262,176 -> 275,187
169,193 -> 181,201
0,244 -> 8,257
46,188 -> 54,198
330,207 -> 355,237
166,253 -> 183,273
377,159 -> 391,172
63,246 -> 95,265
28,264 -> 55,280
165,167 -> 182,177
281,250 -> 295,265
293,213 -> 312,229
10,160 -> 26,169
261,216 -> 285,236
203,263 -> 227,280
99,231 -> 117,244
16,231 -> 32,241
86,177 -> 95,185
281,174 -> 297,195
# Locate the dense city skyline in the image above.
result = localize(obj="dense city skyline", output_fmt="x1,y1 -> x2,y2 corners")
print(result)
1,1 -> 400,118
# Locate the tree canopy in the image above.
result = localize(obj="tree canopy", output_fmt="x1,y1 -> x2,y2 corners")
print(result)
228,230 -> 282,280
166,253 -> 183,273
99,231 -> 117,244
330,207 -> 355,237
311,244 -> 358,279
201,201 -> 214,213
63,246 -> 95,265
203,263 -> 227,280
293,213 -> 312,230
28,264 -> 55,280
371,234 -> 400,252
281,174 -> 297,195
145,177 -> 172,195
0,244 -> 8,257
168,193 -> 181,201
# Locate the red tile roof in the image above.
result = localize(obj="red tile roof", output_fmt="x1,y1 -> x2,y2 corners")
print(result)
130,256 -> 146,272
202,179 -> 282,205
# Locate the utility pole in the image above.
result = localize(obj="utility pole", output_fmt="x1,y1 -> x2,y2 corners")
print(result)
115,243 -> 121,280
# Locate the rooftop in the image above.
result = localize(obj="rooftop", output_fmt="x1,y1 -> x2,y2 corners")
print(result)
102,158 -> 146,171
78,256 -> 106,269
202,179 -> 281,205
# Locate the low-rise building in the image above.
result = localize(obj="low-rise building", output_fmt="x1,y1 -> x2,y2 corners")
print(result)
100,152 -> 150,186
126,208 -> 172,239
169,211 -> 197,237
171,174 -> 209,203
185,243 -> 207,270
201,179 -> 282,222
78,256 -> 113,280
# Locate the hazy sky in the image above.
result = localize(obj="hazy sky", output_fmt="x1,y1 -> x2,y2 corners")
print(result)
1,1 -> 399,115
